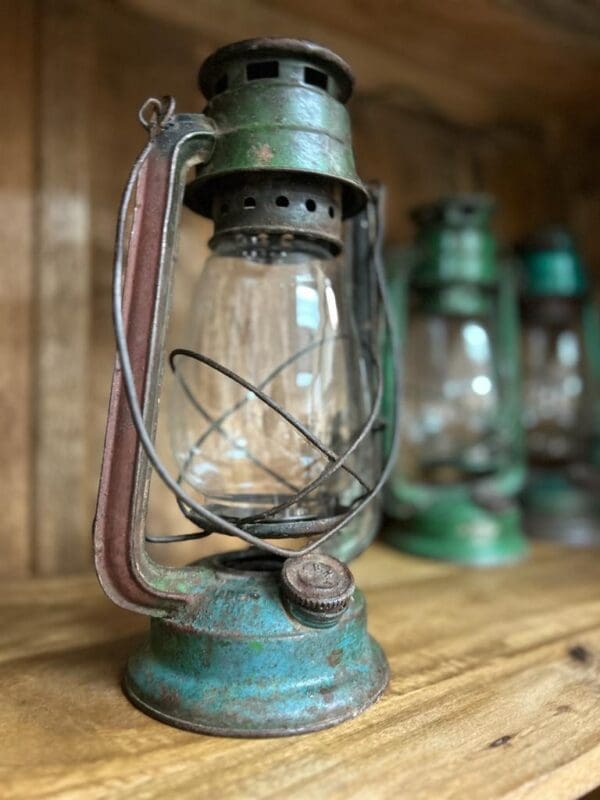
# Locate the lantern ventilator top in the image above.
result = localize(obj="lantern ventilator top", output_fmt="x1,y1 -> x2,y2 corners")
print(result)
517,227 -> 589,298
184,37 -> 368,254
407,194 -> 499,317
110,37 -> 399,558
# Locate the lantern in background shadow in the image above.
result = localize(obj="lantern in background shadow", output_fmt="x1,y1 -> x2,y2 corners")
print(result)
317,184 -> 386,562
383,195 -> 528,565
518,228 -> 600,546
94,38 -> 397,737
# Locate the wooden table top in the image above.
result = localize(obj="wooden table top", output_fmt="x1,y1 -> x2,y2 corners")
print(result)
1,540 -> 599,799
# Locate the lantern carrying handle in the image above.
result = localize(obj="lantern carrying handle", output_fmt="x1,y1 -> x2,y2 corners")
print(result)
94,104 -> 219,615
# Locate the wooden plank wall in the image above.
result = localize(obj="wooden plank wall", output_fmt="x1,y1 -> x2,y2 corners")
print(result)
35,0 -> 93,574
0,2 -> 35,577
1,0 -> 599,575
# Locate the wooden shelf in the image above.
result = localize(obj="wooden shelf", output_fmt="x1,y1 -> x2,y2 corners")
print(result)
122,0 -> 600,131
2,539 -> 600,798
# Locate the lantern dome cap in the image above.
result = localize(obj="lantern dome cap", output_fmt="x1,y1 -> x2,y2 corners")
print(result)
516,226 -> 575,254
186,36 -> 367,223
199,37 -> 354,103
408,193 -> 498,297
411,194 -> 495,230
516,226 -> 589,297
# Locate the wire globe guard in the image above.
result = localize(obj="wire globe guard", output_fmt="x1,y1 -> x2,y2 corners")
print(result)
93,78 -> 395,733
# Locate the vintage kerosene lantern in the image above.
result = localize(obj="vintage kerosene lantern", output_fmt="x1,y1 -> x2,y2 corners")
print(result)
94,38 -> 397,737
383,195 -> 528,565
518,228 -> 600,545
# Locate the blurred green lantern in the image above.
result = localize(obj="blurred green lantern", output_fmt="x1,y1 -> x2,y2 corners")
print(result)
383,195 -> 528,565
518,228 -> 600,546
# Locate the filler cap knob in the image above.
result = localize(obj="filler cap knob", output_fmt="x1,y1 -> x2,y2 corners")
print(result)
281,553 -> 354,626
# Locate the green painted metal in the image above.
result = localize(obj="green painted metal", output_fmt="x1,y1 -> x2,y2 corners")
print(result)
518,228 -> 588,297
384,496 -> 527,566
383,197 -> 528,566
185,38 -> 367,219
417,285 -> 494,317
583,300 -> 600,464
518,228 -> 600,546
410,195 -> 498,296
125,550 -> 388,736
523,470 -> 600,547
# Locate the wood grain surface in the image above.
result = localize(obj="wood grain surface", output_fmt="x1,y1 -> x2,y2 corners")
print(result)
1,540 -> 599,799
34,0 -> 94,574
0,0 -> 35,576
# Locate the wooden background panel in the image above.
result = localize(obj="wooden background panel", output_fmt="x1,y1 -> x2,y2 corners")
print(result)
0,0 -> 598,575
87,1 -> 212,565
122,0 -> 600,129
0,1 -> 35,577
34,0 -> 94,575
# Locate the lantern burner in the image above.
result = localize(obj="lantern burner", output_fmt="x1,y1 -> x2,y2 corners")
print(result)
198,37 -> 355,103
209,173 -> 343,253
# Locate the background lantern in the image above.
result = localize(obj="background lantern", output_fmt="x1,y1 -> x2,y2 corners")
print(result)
93,38 -> 396,737
383,195 -> 528,565
518,228 -> 600,546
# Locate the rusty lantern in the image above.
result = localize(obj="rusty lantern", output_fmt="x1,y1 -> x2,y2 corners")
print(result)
93,38 -> 397,737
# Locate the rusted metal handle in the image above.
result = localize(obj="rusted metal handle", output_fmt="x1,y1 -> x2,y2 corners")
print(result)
94,103 -> 399,615
93,109 -> 216,616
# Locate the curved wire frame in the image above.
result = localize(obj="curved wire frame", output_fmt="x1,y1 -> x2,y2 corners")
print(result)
164,333 -> 369,538
113,137 -> 400,558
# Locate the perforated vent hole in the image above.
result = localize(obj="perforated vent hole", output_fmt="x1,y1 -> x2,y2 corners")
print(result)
276,196 -> 289,207
304,67 -> 328,91
328,206 -> 335,218
244,197 -> 256,209
215,74 -> 228,94
247,61 -> 279,81
305,199 -> 317,212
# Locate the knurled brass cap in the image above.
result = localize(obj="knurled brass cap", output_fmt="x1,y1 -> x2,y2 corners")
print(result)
280,553 -> 355,615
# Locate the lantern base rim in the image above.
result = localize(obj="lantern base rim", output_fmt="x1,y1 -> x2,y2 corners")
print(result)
123,660 -> 388,737
383,503 -> 528,567
122,553 -> 388,737
524,512 -> 600,548
523,473 -> 600,547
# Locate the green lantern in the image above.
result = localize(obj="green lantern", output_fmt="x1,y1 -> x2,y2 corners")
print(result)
383,195 -> 528,565
518,228 -> 600,546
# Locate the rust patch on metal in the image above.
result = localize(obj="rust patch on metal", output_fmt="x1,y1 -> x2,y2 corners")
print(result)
328,648 -> 343,667
319,687 -> 334,703
251,143 -> 274,165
